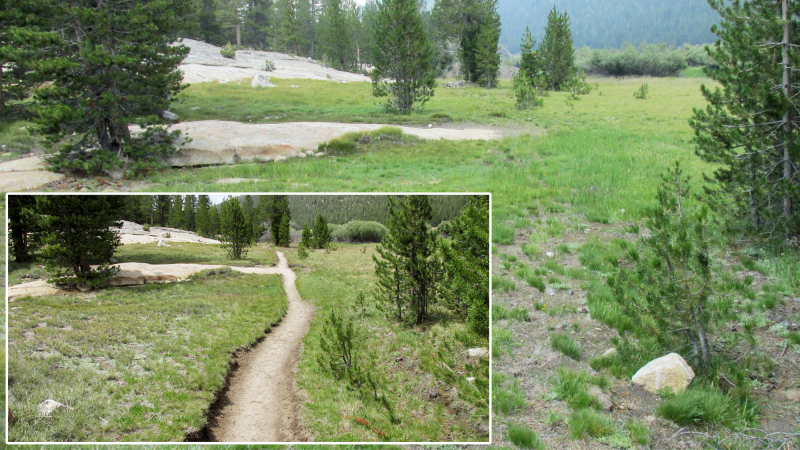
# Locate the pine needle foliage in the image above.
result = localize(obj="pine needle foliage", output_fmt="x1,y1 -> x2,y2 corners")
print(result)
219,196 -> 254,259
371,0 -> 436,112
539,6 -> 577,91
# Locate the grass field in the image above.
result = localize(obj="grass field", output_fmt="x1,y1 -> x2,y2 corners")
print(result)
8,270 -> 287,442
283,243 -> 490,442
114,242 -> 280,267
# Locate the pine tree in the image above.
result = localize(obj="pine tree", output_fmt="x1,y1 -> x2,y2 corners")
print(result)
197,0 -> 222,44
318,0 -> 358,70
208,204 -> 221,237
195,195 -> 212,236
219,196 -> 254,259
513,26 -> 546,109
301,224 -> 313,248
474,0 -> 500,88
371,0 -> 436,112
277,212 -> 292,246
155,195 -> 172,226
31,0 -> 193,175
373,196 -> 438,325
539,6 -> 576,91
519,26 -> 539,75
183,195 -> 197,232
8,195 -> 37,262
34,195 -> 124,288
432,0 -> 495,84
690,0 -> 799,241
243,0 -> 274,49
312,214 -> 331,248
279,0 -> 305,54
168,196 -> 184,229
217,0 -> 247,47
441,195 -> 489,336
265,196 -> 291,246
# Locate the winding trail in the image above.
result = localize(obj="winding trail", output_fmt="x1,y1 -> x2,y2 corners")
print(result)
206,251 -> 314,442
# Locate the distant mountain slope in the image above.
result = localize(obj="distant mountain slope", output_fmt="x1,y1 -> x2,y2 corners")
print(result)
498,0 -> 719,52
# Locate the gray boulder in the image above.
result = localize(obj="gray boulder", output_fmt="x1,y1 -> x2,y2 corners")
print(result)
161,110 -> 179,122
251,72 -> 276,88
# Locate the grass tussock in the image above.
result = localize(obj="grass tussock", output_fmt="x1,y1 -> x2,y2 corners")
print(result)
550,333 -> 581,360
569,409 -> 614,440
493,373 -> 527,416
507,423 -> 544,449
656,385 -> 758,429
8,273 -> 287,442
553,368 -> 607,410
318,127 -> 414,155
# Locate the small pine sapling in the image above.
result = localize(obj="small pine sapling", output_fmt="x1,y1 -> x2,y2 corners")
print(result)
317,310 -> 357,380
634,83 -> 649,100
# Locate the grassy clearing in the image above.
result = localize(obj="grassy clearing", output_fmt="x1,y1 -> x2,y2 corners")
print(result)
282,244 -> 489,442
114,242 -> 279,267
0,120 -> 45,161
8,270 -> 287,442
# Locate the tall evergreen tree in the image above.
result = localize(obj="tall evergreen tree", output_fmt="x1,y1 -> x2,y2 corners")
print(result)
8,195 -> 37,262
243,0 -> 274,49
207,203 -> 221,237
474,0 -> 500,88
265,196 -> 292,246
31,0 -> 193,175
183,195 -> 197,231
371,0 -> 436,112
277,212 -> 292,246
219,196 -> 254,259
195,195 -> 212,236
519,26 -> 539,74
539,6 -> 576,91
312,214 -> 332,248
168,196 -> 184,229
690,0 -> 799,241
301,223 -> 313,248
441,195 -> 489,336
155,195 -> 172,226
197,0 -> 222,44
34,195 -> 124,288
432,0 -> 495,84
373,196 -> 438,325
217,0 -> 247,47
318,0 -> 358,70
279,0 -> 305,54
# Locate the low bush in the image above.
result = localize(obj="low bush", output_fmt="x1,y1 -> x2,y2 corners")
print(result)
633,83 -> 649,100
330,220 -> 389,243
220,42 -> 236,58
575,42 -> 690,77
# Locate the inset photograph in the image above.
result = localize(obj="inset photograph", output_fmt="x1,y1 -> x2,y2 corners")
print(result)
6,193 -> 490,443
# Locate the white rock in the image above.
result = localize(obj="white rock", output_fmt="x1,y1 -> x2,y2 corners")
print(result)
428,123 -> 433,128
314,152 -> 326,157
290,84 -> 299,88
157,239 -> 170,247
466,347 -> 489,358
274,155 -> 287,162
250,72 -> 276,88
161,110 -> 179,122
190,106 -> 200,111
37,399 -> 72,417
546,251 -> 555,258
297,152 -> 306,158
602,348 -> 617,358
632,353 -> 695,395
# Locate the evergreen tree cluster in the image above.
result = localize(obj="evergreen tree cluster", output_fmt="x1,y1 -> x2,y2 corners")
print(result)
374,195 -> 489,335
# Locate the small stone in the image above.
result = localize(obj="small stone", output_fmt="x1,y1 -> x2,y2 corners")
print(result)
546,251 -> 555,258
290,84 -> 299,88
781,389 -> 800,402
297,152 -> 307,158
190,106 -> 200,111
274,155 -> 287,162
428,123 -> 433,128
161,110 -> 179,122
37,399 -> 72,417
545,287 -> 556,296
251,72 -> 276,88
314,152 -> 326,157
602,348 -> 617,358
465,347 -> 489,358
157,239 -> 170,247
466,377 -> 475,383
576,306 -> 589,314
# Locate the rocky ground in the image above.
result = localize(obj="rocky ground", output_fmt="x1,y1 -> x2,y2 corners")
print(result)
115,220 -> 220,245
491,212 -> 800,449
179,39 -> 370,84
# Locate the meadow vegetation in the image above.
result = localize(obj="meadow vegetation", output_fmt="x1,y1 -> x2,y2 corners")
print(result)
8,270 -> 287,442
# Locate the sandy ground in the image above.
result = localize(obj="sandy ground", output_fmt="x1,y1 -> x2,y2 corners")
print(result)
179,39 -> 369,84
206,251 -> 313,442
157,120 -> 504,166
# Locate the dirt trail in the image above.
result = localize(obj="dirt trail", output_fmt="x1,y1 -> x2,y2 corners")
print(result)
206,251 -> 314,442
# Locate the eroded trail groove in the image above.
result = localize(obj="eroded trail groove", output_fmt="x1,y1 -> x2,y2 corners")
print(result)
206,251 -> 314,442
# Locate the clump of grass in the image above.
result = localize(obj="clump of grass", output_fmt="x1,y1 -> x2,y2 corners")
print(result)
521,243 -> 541,259
625,421 -> 650,446
550,333 -> 581,360
553,368 -> 607,410
494,225 -> 516,244
569,409 -> 614,440
318,127 -> 411,155
493,373 -> 527,416
507,423 -> 544,449
493,304 -> 509,320
525,275 -> 546,292
656,385 -> 758,429
493,276 -> 516,292
508,307 -> 530,321
788,331 -> 800,346
493,327 -> 515,358
556,243 -> 572,254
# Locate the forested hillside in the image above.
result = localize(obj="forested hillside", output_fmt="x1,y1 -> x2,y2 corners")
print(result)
498,0 -> 719,51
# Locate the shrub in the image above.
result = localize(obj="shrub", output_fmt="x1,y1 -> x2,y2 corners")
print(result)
317,310 -> 357,380
220,42 -> 236,58
507,423 -> 544,449
513,69 -> 546,110
264,59 -> 275,71
633,83 -> 649,100
576,42 -> 689,77
569,409 -> 613,439
142,224 -> 150,231
550,333 -> 581,360
297,242 -> 309,259
330,220 -> 389,243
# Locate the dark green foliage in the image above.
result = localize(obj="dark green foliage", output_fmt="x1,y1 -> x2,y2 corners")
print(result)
263,195 -> 291,246
168,195 -> 184,229
196,0 -> 222,44
441,195 -> 490,335
317,0 -> 358,71
330,220 -> 389,242
243,0 -> 274,49
553,368 -> 606,410
278,0 -> 306,55
690,0 -> 800,242
656,385 -> 758,429
432,0 -> 499,85
297,241 -> 309,259
195,195 -> 212,237
539,6 -> 576,91
374,196 -> 439,325
576,43 -> 690,77
277,212 -> 291,247
33,195 -> 124,289
608,163 -> 719,372
220,42 -> 237,58
474,0 -> 501,88
301,223 -> 313,248
30,0 -> 192,176
312,214 -> 332,248
219,197 -> 254,259
371,0 -> 436,112
317,310 -> 357,379
8,195 -> 37,262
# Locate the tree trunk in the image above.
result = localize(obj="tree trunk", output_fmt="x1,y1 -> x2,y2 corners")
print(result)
236,22 -> 242,47
782,0 -> 794,230
748,145 -> 761,230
